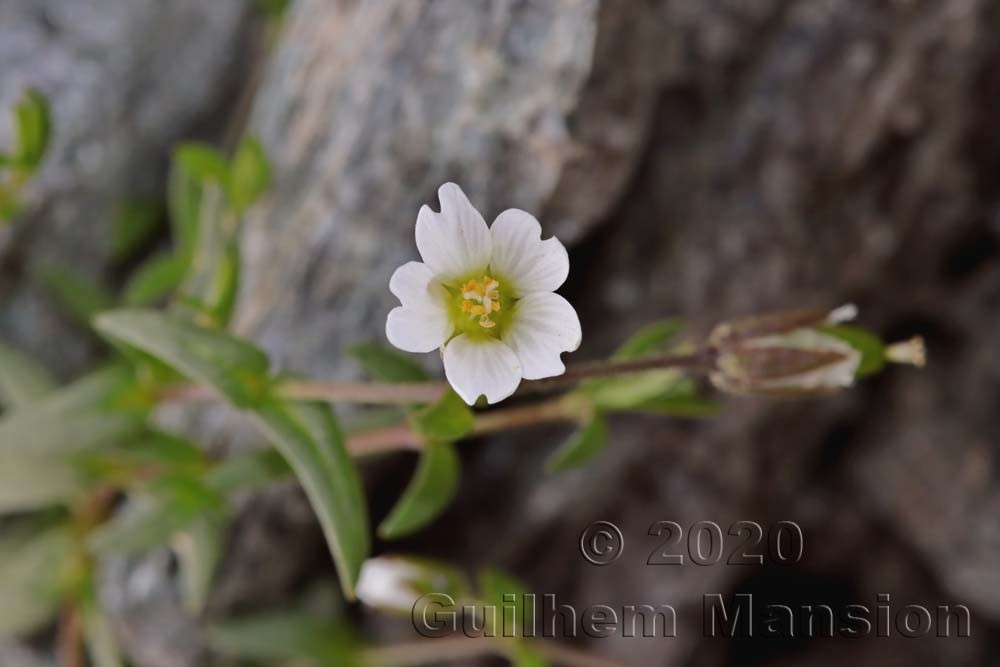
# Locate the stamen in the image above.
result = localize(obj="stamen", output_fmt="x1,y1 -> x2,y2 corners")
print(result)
460,274 -> 502,328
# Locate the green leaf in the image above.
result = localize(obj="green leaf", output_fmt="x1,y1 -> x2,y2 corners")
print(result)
348,342 -> 430,383
12,89 -> 51,171
110,200 -> 163,260
174,516 -> 223,615
206,448 -> 290,496
410,389 -> 473,441
38,265 -> 116,326
581,320 -> 689,411
0,340 -> 55,408
174,144 -> 230,185
89,498 -> 196,555
94,309 -> 271,408
200,240 -> 240,327
583,368 -> 686,411
0,365 -> 138,453
95,309 -> 369,598
149,472 -> 225,515
167,150 -> 204,262
0,523 -> 71,638
545,413 -> 607,473
90,460 -> 224,557
227,137 -> 270,213
0,190 -> 20,220
122,253 -> 187,306
378,441 -> 460,540
612,319 -> 684,360
208,611 -> 360,665
175,183 -> 238,326
252,399 -> 370,599
819,325 -> 887,378
0,366 -> 143,511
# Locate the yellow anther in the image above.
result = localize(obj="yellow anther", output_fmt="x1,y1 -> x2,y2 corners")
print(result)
461,275 -> 501,328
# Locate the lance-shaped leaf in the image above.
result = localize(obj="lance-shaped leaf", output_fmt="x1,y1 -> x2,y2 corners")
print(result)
379,440 -> 460,540
208,611 -> 360,665
173,516 -> 224,615
93,310 -> 369,597
611,319 -> 684,360
0,523 -> 72,638
621,377 -> 721,418
206,448 -> 290,495
545,413 -> 608,473
94,310 -> 271,407
253,399 -> 370,599
0,366 -> 143,511
410,389 -> 473,441
227,137 -> 271,214
89,496 -> 200,555
168,147 -> 208,263
582,319 -> 688,410
11,89 -> 51,171
122,253 -> 188,306
0,340 -> 55,408
199,239 -> 241,327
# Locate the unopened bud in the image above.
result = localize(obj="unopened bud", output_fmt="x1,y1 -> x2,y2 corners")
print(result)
709,306 -> 863,397
356,556 -> 469,614
356,557 -> 424,613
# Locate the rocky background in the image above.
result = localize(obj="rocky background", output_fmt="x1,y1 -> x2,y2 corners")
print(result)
3,0 -> 999,665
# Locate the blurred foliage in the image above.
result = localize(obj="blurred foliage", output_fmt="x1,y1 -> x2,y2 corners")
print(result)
0,89 -> 50,220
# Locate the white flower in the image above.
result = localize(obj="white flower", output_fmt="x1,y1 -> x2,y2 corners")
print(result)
386,183 -> 581,405
356,557 -> 423,613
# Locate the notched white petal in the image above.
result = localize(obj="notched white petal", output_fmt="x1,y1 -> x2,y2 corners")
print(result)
386,306 -> 451,354
503,292 -> 581,380
489,209 -> 569,294
415,183 -> 492,280
389,261 -> 445,311
443,335 -> 522,405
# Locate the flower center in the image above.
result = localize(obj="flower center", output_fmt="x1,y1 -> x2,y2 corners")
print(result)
460,275 -> 502,329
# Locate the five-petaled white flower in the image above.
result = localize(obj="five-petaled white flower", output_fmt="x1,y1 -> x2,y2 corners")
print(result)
386,183 -> 581,405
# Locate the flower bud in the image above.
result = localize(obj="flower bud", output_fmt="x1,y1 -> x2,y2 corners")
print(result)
710,327 -> 861,397
707,305 -> 925,396
356,556 -> 469,614
356,557 -> 424,613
